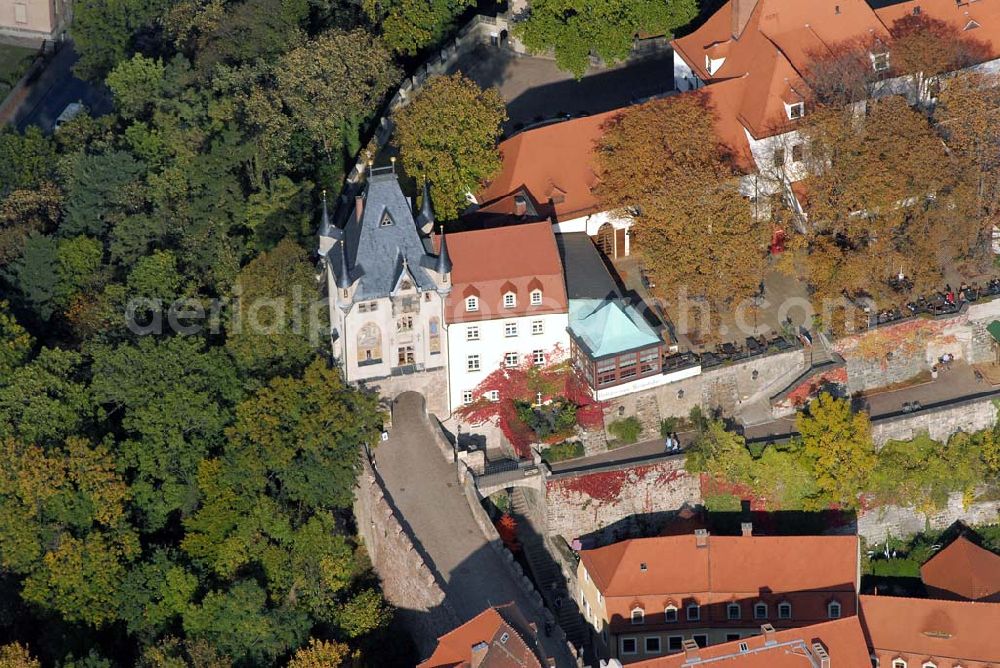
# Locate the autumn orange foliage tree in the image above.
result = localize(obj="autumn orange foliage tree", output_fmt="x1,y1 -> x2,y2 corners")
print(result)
595,93 -> 768,312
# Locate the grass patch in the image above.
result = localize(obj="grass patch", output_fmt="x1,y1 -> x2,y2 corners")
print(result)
540,441 -> 584,463
607,416 -> 642,444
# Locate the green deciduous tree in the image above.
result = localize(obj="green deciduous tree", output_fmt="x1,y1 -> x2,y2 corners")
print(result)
361,0 -> 473,55
89,336 -> 242,529
517,0 -> 698,78
71,0 -> 171,80
258,29 -> 399,162
226,239 -> 320,378
107,54 -> 166,119
0,301 -> 31,380
287,639 -> 351,668
394,74 -> 506,218
0,348 -> 91,447
182,580 -> 310,666
796,393 -> 875,507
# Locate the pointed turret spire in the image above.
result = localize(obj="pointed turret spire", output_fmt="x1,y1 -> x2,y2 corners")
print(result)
416,179 -> 435,234
318,190 -> 339,256
334,237 -> 351,290
435,228 -> 452,275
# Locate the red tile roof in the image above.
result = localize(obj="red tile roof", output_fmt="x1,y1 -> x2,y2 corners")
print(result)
860,594 -> 1000,665
417,604 -> 545,668
875,0 -> 1000,60
629,617 -> 872,667
580,533 -> 859,630
444,220 -> 568,324
920,536 -> 1000,602
672,0 -> 891,141
478,112 -> 622,223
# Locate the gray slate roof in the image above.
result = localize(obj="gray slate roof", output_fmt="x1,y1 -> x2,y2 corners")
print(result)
555,232 -> 622,301
341,171 -> 438,301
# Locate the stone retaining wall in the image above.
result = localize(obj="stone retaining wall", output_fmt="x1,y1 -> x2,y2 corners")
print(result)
353,456 -> 457,656
871,395 -> 999,445
600,348 -> 808,438
544,458 -> 700,543
857,493 -> 1000,542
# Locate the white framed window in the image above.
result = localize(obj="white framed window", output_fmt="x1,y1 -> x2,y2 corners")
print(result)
871,51 -> 890,72
645,637 -> 661,655
466,326 -> 480,341
533,350 -> 545,366
921,663 -> 936,668
467,354 -> 480,372
503,292 -> 516,308
530,289 -> 542,305
778,602 -> 791,619
786,101 -> 804,120
13,3 -> 26,24
486,390 -> 500,402
693,635 -> 708,648
828,601 -> 841,619
892,660 -> 907,668
667,636 -> 683,652
621,638 -> 637,655
504,352 -> 519,368
754,602 -> 768,619
531,320 -> 544,335
504,322 -> 518,337
462,390 -> 473,405
727,603 -> 741,620
466,296 -> 479,312
631,608 -> 644,625
686,603 -> 700,621
664,605 -> 678,622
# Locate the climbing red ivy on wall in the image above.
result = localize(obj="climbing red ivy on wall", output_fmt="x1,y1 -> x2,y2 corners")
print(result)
456,348 -> 605,458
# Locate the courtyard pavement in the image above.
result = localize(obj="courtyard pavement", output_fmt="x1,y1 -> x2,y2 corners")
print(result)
375,393 -> 574,663
11,43 -> 111,133
451,43 -> 676,133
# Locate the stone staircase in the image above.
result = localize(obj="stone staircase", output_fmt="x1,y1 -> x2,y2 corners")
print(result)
510,489 -> 589,653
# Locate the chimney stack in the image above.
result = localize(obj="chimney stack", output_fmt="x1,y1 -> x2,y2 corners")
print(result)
731,0 -> 760,39
812,642 -> 831,668
695,529 -> 709,548
355,195 -> 364,221
682,639 -> 701,662
761,624 -> 777,645
741,522 -> 753,537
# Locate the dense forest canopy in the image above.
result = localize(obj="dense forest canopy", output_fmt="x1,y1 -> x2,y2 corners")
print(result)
0,0 -> 438,664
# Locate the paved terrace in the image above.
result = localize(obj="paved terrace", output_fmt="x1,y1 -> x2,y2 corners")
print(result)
375,393 -> 574,664
544,359 -> 997,474
451,42 -> 675,133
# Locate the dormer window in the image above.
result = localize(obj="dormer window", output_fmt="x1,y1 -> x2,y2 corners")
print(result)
965,19 -> 980,31
686,603 -> 701,621
705,54 -> 726,76
664,605 -> 678,622
778,602 -> 792,619
466,296 -> 479,312
827,600 -> 842,619
530,289 -> 543,306
631,608 -> 644,625
871,51 -> 890,72
786,101 -> 805,120
379,211 -> 394,227
754,602 -> 768,619
503,292 -> 516,308
727,603 -> 741,620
